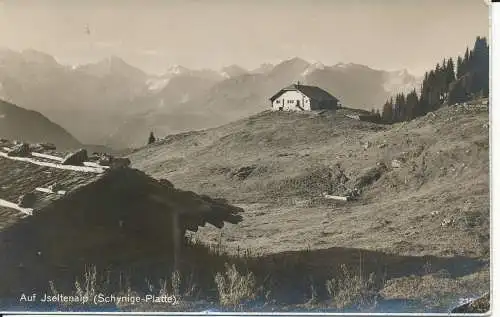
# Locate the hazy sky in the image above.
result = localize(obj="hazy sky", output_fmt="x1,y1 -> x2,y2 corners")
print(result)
0,0 -> 490,75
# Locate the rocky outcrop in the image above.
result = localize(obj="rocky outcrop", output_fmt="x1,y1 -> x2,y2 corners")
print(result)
30,142 -> 57,152
230,166 -> 257,180
89,152 -> 131,169
7,143 -> 31,157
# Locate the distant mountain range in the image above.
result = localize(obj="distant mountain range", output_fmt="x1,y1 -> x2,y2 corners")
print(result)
109,58 -> 423,148
0,49 -> 423,148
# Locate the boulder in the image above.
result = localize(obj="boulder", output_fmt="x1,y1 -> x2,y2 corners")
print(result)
441,218 -> 453,227
48,183 -> 62,192
110,157 -> 131,169
62,149 -> 88,166
96,154 -> 130,169
30,143 -> 56,152
230,166 -> 257,180
391,159 -> 403,168
351,163 -> 387,190
7,143 -> 31,157
97,154 -> 114,166
89,152 -> 102,161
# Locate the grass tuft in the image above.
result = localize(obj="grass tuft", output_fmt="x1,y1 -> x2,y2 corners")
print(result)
214,263 -> 257,307
325,264 -> 379,310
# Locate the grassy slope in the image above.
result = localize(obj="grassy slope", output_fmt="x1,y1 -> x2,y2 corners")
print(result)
128,102 -> 489,260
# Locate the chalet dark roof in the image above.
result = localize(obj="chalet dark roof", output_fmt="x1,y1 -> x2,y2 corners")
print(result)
269,84 -> 338,102
0,139 -> 243,232
0,139 -> 244,299
0,147 -> 102,231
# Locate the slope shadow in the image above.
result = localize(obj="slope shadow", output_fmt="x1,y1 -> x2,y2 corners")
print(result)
236,246 -> 488,304
0,242 -> 488,311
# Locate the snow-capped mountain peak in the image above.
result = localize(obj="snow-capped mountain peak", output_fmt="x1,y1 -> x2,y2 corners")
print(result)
167,65 -> 190,75
301,61 -> 326,77
220,64 -> 248,78
146,76 -> 171,91
383,68 -> 423,95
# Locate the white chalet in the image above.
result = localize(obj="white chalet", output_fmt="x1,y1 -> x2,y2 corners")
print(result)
269,83 -> 339,111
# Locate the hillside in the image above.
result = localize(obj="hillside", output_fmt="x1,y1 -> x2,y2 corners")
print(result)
128,102 -> 489,260
0,99 -> 82,149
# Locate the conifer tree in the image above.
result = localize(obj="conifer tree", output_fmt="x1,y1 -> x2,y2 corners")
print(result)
446,58 -> 456,86
464,47 -> 470,73
470,36 -> 489,97
457,56 -> 464,78
382,35 -> 488,122
382,100 -> 393,123
148,131 -> 156,145
405,89 -> 419,121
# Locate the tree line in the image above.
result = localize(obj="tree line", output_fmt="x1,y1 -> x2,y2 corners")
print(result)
378,36 -> 489,124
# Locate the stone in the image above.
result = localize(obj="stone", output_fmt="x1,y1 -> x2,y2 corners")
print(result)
441,218 -> 453,227
34,143 -> 56,151
98,154 -> 114,166
7,143 -> 31,157
48,183 -> 62,192
96,154 -> 131,169
62,149 -> 88,166
230,166 -> 257,180
30,143 -> 56,152
391,159 -> 402,168
110,157 -> 131,169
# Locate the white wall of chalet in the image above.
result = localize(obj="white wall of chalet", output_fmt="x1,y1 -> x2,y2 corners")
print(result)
271,90 -> 311,111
